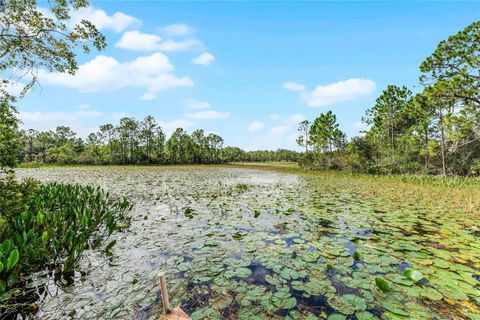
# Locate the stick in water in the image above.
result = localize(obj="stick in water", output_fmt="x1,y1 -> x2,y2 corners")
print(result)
159,272 -> 171,313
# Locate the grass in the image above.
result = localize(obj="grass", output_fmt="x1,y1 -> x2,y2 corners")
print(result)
228,162 -> 480,216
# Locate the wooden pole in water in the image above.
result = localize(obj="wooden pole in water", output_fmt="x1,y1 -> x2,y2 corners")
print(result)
159,272 -> 171,314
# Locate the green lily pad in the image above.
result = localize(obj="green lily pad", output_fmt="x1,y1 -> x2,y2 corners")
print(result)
375,277 -> 392,292
403,269 -> 423,283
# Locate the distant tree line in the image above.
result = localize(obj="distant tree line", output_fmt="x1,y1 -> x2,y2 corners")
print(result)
298,21 -> 480,176
18,116 -> 300,165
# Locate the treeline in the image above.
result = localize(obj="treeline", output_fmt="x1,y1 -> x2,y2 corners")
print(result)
298,22 -> 480,176
18,116 -> 300,165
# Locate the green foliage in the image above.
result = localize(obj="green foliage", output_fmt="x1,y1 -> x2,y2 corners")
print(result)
0,0 -> 106,97
0,175 -> 40,235
0,99 -> 21,171
375,277 -> 392,292
403,269 -> 424,283
0,181 -> 132,305
420,21 -> 480,106
309,111 -> 345,153
19,116 -> 301,165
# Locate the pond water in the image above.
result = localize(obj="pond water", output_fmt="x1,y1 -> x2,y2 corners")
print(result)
16,166 -> 480,320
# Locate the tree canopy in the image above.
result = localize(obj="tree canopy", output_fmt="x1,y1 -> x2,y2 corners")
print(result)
0,0 -> 105,97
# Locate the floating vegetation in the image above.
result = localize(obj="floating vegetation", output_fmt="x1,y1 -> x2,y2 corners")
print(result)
14,166 -> 480,320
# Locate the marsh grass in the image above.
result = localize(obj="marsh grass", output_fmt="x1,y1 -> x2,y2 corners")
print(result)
230,162 -> 480,216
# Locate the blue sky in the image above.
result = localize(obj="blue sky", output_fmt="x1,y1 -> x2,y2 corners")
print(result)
16,1 -> 480,150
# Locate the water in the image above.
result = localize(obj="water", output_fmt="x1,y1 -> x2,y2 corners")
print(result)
15,166 -> 480,319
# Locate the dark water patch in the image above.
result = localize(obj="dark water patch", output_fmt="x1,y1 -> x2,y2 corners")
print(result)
397,261 -> 410,271
351,260 -> 364,271
135,291 -> 162,320
345,240 -> 357,255
284,290 -> 333,317
182,283 -> 213,315
328,277 -> 359,296
412,223 -> 437,236
244,262 -> 273,286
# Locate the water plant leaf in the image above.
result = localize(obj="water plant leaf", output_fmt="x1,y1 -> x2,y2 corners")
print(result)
381,302 -> 409,316
6,249 -> 19,271
375,277 -> 392,292
403,269 -> 423,283
355,311 -> 378,320
420,288 -> 443,301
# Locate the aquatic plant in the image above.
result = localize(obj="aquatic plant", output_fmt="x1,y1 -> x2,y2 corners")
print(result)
0,180 -> 132,315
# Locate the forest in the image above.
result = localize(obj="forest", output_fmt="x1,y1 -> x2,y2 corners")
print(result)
16,119 -> 300,165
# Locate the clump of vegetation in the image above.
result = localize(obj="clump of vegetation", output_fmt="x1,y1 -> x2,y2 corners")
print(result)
0,176 -> 132,314
235,183 -> 249,193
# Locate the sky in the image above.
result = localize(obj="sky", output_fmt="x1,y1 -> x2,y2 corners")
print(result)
15,1 -> 480,150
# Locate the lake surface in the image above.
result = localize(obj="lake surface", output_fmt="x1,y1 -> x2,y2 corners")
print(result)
16,166 -> 480,320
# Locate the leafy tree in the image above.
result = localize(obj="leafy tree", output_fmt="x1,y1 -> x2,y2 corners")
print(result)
154,126 -> 166,163
0,99 -> 20,171
309,111 -> 344,153
140,116 -> 157,163
296,120 -> 310,152
24,129 -> 38,162
363,85 -> 412,172
0,0 -> 106,97
420,21 -> 480,108
99,123 -> 115,163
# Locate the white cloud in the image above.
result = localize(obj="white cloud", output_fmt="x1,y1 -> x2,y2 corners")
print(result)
268,125 -> 290,136
158,118 -> 195,136
140,92 -> 158,101
38,53 -> 193,99
191,53 -> 215,65
240,114 -> 306,150
115,31 -> 202,52
70,7 -> 140,33
186,100 -> 210,110
283,81 -> 305,92
285,113 -> 306,124
247,121 -> 265,132
284,78 -> 376,107
115,31 -> 162,51
269,114 -> 280,121
77,104 -> 91,110
111,112 -> 129,120
18,109 -> 104,138
157,24 -> 195,37
19,110 -> 102,122
184,110 -> 230,120
157,39 -> 203,51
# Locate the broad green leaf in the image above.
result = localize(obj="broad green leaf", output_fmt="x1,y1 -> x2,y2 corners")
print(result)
6,249 -> 19,271
403,269 -> 423,283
